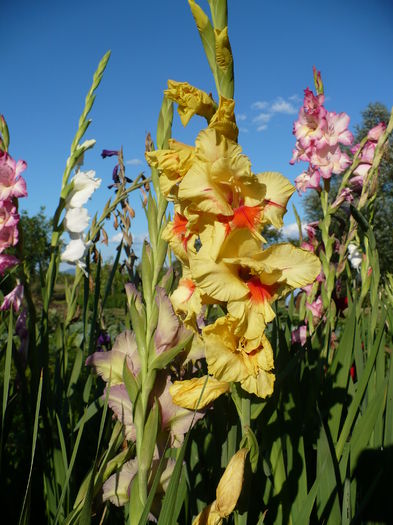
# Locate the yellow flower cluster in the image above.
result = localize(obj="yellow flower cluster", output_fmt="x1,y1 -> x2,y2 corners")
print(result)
146,81 -> 320,407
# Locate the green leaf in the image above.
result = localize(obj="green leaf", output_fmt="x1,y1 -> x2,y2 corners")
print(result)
329,303 -> 356,442
150,334 -> 193,371
123,360 -> 140,406
140,402 -> 160,473
18,371 -> 43,525
335,312 -> 386,461
156,96 -> 174,150
188,0 -> 218,85
350,379 -> 387,473
1,312 -> 13,430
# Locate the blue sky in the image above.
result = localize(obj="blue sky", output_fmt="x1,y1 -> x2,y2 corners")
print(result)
2,0 -> 393,258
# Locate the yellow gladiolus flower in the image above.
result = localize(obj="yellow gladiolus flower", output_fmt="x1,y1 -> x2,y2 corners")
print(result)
191,233 -> 321,350
257,171 -> 295,229
178,129 -> 264,217
209,96 -> 238,142
165,80 -> 216,126
203,316 -> 275,397
170,269 -> 203,330
145,139 -> 194,200
214,27 -> 233,72
162,208 -> 197,266
170,376 -> 230,410
192,448 -> 248,525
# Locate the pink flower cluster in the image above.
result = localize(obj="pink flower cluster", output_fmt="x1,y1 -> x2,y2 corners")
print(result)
0,150 -> 27,311
350,122 -> 386,191
290,82 -> 353,194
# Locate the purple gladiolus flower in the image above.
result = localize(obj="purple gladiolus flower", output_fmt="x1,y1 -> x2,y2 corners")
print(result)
101,149 -> 119,159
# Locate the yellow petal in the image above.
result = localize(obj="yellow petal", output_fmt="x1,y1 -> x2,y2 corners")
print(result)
216,448 -> 248,517
170,376 -> 230,410
165,80 -> 216,126
254,243 -> 321,292
145,140 -> 194,199
170,273 -> 203,330
209,96 -> 238,142
192,502 -> 222,525
256,171 -> 295,229
214,27 -> 233,72
203,317 -> 275,398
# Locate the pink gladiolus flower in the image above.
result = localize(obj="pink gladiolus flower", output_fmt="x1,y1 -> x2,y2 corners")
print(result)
0,254 -> 19,274
316,111 -> 353,149
302,283 -> 313,295
295,168 -> 321,194
294,108 -> 326,151
332,187 -> 353,209
0,152 -> 27,200
0,199 -> 20,253
303,87 -> 326,119
291,325 -> 307,346
305,222 -> 318,241
367,122 -> 385,141
0,283 -> 24,312
306,296 -> 323,319
290,143 -> 310,165
154,287 -> 190,355
312,144 -> 351,179
301,241 -> 315,252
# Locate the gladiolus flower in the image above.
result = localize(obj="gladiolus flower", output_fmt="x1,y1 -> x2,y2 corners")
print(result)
165,80 -> 216,126
170,376 -> 230,410
0,152 -> 27,200
66,170 -> 101,208
63,207 -> 90,233
0,283 -> 24,312
101,149 -> 119,158
202,316 -> 275,398
295,168 -> 321,194
306,296 -> 323,319
193,448 -> 248,525
209,96 -> 238,141
348,243 -> 362,271
145,139 -> 194,199
291,325 -> 307,346
191,231 -> 321,350
0,254 -> 19,274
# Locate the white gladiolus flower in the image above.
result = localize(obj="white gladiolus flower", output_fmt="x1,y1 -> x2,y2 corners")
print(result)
67,170 -> 101,208
348,243 -> 362,271
61,236 -> 87,264
64,207 -> 90,233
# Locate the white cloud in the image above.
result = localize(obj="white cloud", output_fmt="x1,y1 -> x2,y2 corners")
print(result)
253,112 -> 272,124
239,127 -> 249,133
289,94 -> 301,103
236,113 -> 247,121
251,101 -> 268,110
271,97 -> 297,115
280,222 -> 307,239
132,232 -> 149,245
110,232 -> 123,243
257,124 -> 268,132
126,158 -> 143,166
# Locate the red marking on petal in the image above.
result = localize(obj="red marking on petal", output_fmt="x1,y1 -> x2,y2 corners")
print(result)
246,277 -> 276,304
231,205 -> 262,230
264,199 -> 284,209
182,279 -> 196,300
172,213 -> 187,237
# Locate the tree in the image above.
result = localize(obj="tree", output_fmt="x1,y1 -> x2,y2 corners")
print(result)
303,102 -> 393,276
19,207 -> 52,281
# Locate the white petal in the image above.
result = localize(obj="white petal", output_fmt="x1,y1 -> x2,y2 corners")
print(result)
64,207 -> 90,233
61,236 -> 87,263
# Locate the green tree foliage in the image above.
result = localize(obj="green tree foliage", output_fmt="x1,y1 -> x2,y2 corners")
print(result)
303,102 -> 393,276
19,206 -> 52,281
